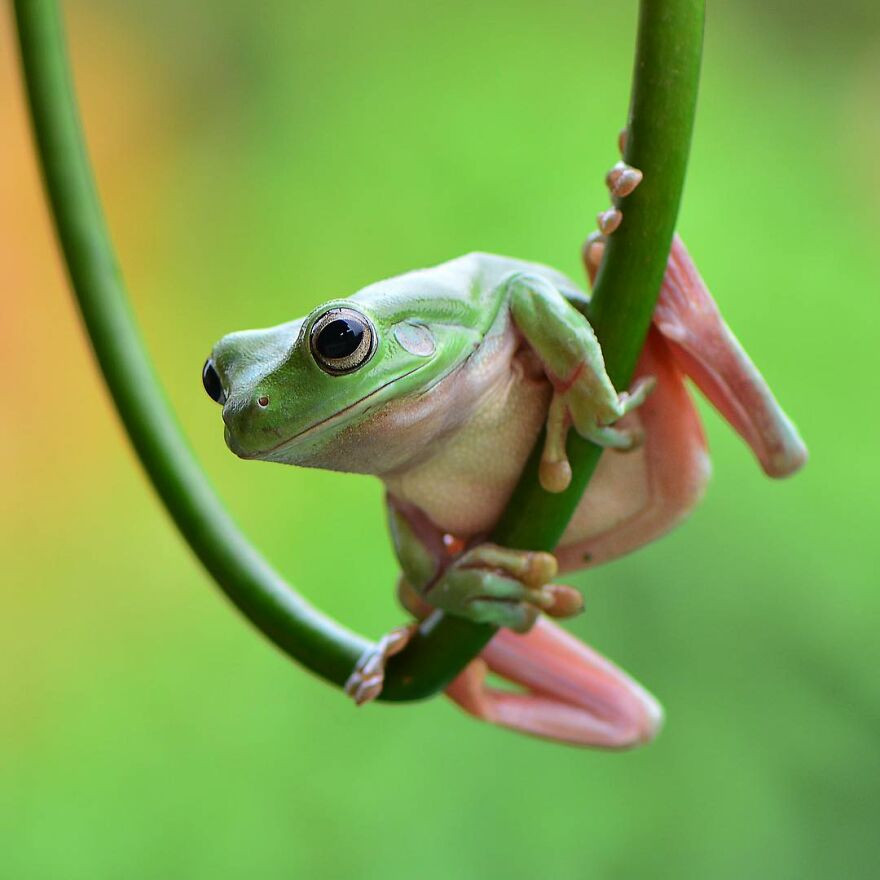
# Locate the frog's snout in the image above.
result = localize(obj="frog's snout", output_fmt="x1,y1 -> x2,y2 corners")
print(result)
204,350 -> 277,459
202,358 -> 227,405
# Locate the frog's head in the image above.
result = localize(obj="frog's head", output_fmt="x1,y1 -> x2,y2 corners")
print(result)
203,294 -> 476,474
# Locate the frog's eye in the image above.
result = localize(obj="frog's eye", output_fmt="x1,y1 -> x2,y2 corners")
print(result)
202,359 -> 227,405
309,308 -> 377,375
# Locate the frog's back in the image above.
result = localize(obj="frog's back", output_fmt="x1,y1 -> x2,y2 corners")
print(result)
352,252 -> 588,327
460,252 -> 588,310
437,251 -> 584,295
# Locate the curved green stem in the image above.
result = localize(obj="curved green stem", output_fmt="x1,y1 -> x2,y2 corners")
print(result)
13,0 -> 704,704
14,0 -> 369,688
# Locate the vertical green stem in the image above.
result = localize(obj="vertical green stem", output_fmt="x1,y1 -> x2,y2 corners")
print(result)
381,0 -> 705,700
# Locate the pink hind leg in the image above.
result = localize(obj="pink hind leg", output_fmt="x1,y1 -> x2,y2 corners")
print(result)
562,232 -> 807,570
446,617 -> 663,749
654,235 -> 807,477
554,327 -> 711,571
585,138 -> 805,475
397,580 -> 661,749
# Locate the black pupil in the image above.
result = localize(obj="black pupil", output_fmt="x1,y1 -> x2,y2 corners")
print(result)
202,359 -> 225,404
316,318 -> 364,360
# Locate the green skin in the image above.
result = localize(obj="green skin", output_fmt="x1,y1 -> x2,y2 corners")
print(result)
207,253 -> 648,635
206,241 -> 807,716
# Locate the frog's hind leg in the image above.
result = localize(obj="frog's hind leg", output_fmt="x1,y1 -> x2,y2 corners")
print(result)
389,511 -> 661,748
585,138 -> 804,478
654,235 -> 807,477
446,617 -> 663,749
584,225 -> 805,479
554,327 -> 711,571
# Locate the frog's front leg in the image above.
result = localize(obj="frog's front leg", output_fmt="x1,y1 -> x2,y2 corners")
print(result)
389,497 -> 583,632
505,273 -> 654,493
343,497 -> 583,706
427,542 -> 584,631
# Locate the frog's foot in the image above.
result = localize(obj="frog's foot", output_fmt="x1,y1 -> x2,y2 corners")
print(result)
446,617 -> 663,749
428,544 -> 583,633
539,374 -> 656,493
582,231 -> 606,280
344,623 -> 418,706
582,148 -> 643,281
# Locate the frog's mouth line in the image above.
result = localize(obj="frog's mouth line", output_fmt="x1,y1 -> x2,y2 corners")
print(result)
237,365 -> 425,460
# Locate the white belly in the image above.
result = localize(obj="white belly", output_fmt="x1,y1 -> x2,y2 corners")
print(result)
383,357 -> 551,536
383,326 -> 710,574
382,360 -> 656,554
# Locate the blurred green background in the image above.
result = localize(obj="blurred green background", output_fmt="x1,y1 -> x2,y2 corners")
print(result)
2,2 -> 878,877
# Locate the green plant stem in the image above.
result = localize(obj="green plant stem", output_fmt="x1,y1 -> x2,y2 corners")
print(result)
14,0 -> 369,687
14,0 -> 703,704
382,0 -> 705,700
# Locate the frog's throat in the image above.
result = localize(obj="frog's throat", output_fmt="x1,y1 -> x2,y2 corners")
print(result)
238,365 -> 424,460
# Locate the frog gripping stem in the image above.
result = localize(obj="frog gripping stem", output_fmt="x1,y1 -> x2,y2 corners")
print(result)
584,138 -> 806,481
587,231 -> 807,480
16,0 -> 718,734
506,273 -> 655,493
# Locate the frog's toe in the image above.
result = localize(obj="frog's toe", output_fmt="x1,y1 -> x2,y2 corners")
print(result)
606,161 -> 643,198
539,456 -> 573,494
467,598 -> 539,633
345,670 -> 384,706
580,420 -> 645,451
582,140 -> 640,284
540,393 -> 573,493
581,232 -> 606,281
344,623 -> 416,706
457,544 -> 558,587
597,207 -> 623,235
542,583 -> 584,618
619,376 -> 656,413
433,544 -> 577,631
464,577 -> 582,630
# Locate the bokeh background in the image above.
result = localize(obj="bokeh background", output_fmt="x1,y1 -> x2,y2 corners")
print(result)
2,2 -> 878,877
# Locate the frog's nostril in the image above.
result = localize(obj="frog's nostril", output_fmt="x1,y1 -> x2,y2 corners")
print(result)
202,359 -> 227,405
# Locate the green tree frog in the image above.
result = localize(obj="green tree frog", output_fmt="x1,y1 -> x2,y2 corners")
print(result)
203,168 -> 806,748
